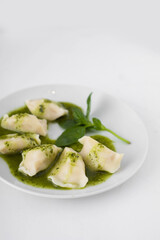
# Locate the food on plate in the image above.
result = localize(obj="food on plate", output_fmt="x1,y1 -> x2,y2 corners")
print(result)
79,136 -> 123,173
18,144 -> 62,176
0,92 -> 129,190
0,133 -> 40,154
1,113 -> 47,136
26,99 -> 68,121
48,147 -> 88,188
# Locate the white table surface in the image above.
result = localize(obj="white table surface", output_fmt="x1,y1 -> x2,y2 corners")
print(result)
1,3 -> 160,238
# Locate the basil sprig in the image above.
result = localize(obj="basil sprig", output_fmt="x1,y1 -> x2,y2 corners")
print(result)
92,118 -> 131,144
55,93 -> 131,147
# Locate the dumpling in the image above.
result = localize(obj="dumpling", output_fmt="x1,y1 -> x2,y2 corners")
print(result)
0,133 -> 40,154
19,144 -> 62,176
25,99 -> 68,121
79,136 -> 123,173
48,147 -> 88,188
1,113 -> 47,136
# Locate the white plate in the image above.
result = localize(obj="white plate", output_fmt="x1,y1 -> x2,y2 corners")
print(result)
0,84 -> 148,198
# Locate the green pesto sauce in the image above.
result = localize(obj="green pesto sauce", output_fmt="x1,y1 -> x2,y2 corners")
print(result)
0,104 -> 116,189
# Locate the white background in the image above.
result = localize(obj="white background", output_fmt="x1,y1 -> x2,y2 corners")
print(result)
0,1 -> 160,239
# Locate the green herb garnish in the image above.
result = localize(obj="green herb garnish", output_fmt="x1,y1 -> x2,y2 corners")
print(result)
72,107 -> 92,127
55,93 -> 131,146
92,118 -> 131,144
86,92 -> 92,120
55,126 -> 86,147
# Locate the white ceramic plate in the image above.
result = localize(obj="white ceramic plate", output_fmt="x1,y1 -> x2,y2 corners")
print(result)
0,85 -> 148,198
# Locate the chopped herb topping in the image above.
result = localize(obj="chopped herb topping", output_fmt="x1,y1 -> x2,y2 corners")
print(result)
39,104 -> 45,113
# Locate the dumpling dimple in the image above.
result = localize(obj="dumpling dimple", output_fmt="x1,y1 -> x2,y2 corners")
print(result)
78,136 -> 123,173
0,133 -> 41,154
1,113 -> 47,136
18,144 -> 62,176
48,147 -> 88,189
25,99 -> 68,121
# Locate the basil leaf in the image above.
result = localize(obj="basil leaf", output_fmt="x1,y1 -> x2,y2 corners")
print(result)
86,92 -> 92,120
55,126 -> 86,147
58,119 -> 77,129
72,107 -> 92,126
57,104 -> 83,129
92,117 -> 106,130
92,117 -> 131,144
